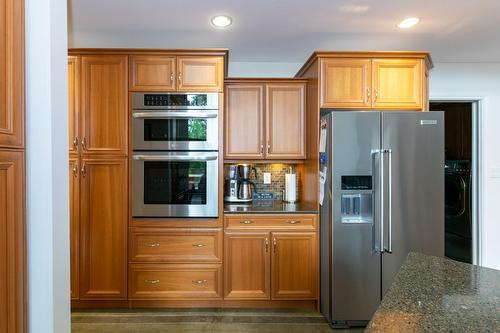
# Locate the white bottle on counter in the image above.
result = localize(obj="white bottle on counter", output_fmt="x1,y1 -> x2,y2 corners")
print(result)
284,168 -> 297,203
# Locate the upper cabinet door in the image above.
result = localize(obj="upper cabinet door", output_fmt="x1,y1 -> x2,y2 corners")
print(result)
372,59 -> 423,110
129,55 -> 176,91
79,157 -> 128,299
68,56 -> 80,154
80,55 -> 128,156
271,232 -> 317,300
320,58 -> 371,109
266,84 -> 306,159
177,56 -> 224,92
224,84 -> 265,159
0,0 -> 24,149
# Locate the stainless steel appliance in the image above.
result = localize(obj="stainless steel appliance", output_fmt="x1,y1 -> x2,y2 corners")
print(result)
132,151 -> 218,217
224,164 -> 256,203
132,92 -> 219,151
320,111 -> 444,328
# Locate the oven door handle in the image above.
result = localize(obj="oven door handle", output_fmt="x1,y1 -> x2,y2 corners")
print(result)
133,154 -> 218,161
132,111 -> 218,119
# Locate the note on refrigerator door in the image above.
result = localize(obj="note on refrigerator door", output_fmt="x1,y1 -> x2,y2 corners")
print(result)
319,166 -> 327,206
319,118 -> 327,153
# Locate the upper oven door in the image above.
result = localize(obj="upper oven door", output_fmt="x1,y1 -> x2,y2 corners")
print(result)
132,151 -> 219,218
132,92 -> 219,151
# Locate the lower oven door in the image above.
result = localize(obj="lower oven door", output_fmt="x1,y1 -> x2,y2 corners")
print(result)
132,151 -> 219,218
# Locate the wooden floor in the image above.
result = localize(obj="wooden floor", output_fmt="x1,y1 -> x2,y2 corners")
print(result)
72,308 -> 365,333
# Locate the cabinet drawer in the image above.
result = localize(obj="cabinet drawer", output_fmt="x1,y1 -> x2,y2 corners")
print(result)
129,228 -> 222,263
225,214 -> 316,230
129,264 -> 222,299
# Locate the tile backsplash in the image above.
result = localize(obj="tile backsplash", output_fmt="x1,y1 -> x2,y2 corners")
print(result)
225,163 -> 301,201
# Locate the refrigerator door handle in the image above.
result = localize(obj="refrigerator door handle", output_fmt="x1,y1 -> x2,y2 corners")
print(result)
384,149 -> 393,254
371,149 -> 383,253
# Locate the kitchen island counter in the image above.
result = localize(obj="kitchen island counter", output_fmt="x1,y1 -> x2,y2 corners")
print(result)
366,252 -> 500,332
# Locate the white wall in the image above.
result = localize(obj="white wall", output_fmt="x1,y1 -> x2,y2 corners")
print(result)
228,61 -> 500,270
26,0 -> 71,332
430,63 -> 500,270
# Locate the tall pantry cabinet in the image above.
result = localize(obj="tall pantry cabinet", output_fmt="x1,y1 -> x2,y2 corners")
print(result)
68,54 -> 129,300
0,0 -> 26,331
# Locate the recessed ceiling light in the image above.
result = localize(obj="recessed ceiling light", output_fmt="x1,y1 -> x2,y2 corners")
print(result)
211,15 -> 232,28
397,17 -> 420,29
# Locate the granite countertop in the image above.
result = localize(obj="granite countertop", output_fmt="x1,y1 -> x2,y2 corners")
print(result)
365,252 -> 500,333
224,200 -> 318,214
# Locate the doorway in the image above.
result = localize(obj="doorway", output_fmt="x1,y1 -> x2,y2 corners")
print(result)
430,101 -> 480,265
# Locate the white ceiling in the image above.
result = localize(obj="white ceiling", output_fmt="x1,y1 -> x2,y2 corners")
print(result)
68,0 -> 500,63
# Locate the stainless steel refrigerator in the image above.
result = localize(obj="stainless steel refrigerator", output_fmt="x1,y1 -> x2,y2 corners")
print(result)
319,111 -> 444,328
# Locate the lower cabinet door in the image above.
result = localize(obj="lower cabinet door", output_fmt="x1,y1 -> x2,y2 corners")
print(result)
79,157 -> 128,299
0,150 -> 25,333
129,264 -> 222,300
224,232 -> 270,300
69,156 -> 79,299
271,232 -> 317,299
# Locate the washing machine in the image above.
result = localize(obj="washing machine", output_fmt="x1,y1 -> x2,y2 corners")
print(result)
445,160 -> 472,263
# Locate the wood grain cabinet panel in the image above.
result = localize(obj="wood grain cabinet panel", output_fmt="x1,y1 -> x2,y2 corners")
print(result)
372,59 -> 423,110
129,55 -> 176,91
177,56 -> 223,92
80,55 -> 128,155
69,156 -> 79,299
266,84 -> 306,159
224,232 -> 270,300
271,232 -> 317,300
129,228 -> 222,263
224,84 -> 264,159
68,56 -> 79,154
320,58 -> 371,109
0,150 -> 25,333
79,157 -> 127,299
129,264 -> 222,300
0,0 -> 24,148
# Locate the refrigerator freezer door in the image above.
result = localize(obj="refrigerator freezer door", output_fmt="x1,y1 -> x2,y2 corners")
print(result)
381,112 -> 444,294
328,111 -> 382,324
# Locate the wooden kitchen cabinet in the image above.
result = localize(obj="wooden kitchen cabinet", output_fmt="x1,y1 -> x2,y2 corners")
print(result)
372,59 -> 423,109
79,157 -> 128,299
320,58 -> 371,109
177,56 -> 224,92
129,55 -> 176,91
266,84 -> 306,159
80,55 -> 128,156
224,79 -> 307,160
224,232 -> 270,300
271,232 -> 317,299
224,84 -> 265,159
68,56 -> 80,154
0,149 -> 25,333
69,156 -> 80,299
0,0 -> 24,149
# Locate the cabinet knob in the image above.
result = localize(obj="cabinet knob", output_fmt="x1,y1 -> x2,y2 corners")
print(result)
192,279 -> 208,285
192,243 -> 207,248
240,220 -> 254,224
144,279 -> 160,284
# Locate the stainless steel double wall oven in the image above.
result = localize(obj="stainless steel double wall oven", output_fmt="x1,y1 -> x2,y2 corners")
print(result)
132,92 -> 219,218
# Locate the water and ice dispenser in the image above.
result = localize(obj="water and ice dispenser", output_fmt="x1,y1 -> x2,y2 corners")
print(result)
340,176 -> 373,224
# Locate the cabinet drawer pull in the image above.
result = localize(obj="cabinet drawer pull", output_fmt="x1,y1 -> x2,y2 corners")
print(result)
73,136 -> 79,151
192,279 -> 208,285
81,164 -> 86,177
366,89 -> 371,104
178,73 -> 182,83
144,242 -> 160,248
192,243 -> 207,247
287,220 -> 301,224
72,162 -> 78,178
81,137 -> 87,151
240,220 -> 255,224
273,238 -> 277,252
144,279 -> 160,284
265,238 -> 269,252
170,72 -> 174,83
374,88 -> 379,102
